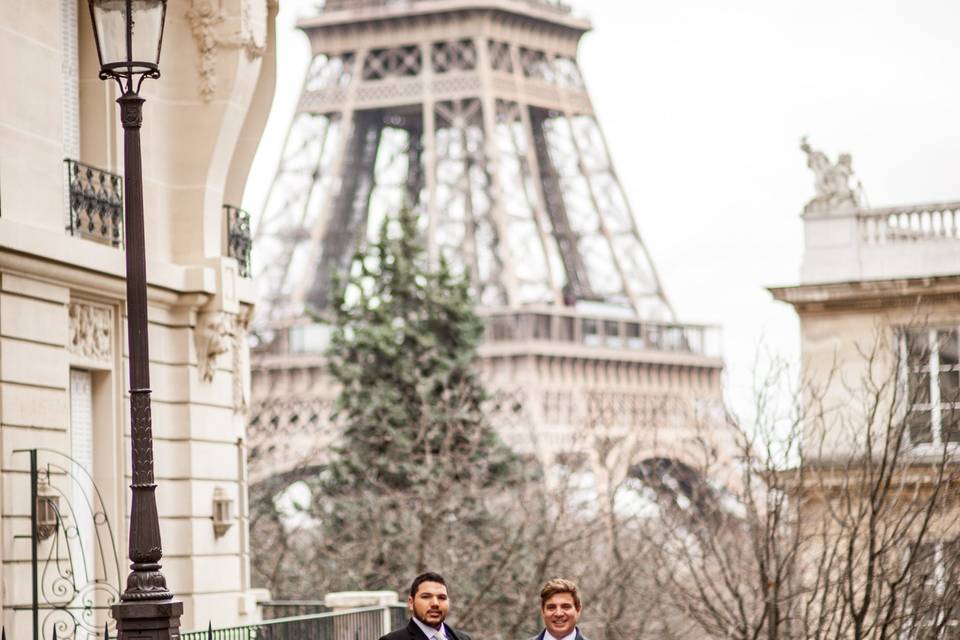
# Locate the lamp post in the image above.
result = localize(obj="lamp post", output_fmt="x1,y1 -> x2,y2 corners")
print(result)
86,2 -> 182,638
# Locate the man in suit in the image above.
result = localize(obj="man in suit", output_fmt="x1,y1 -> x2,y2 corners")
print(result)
527,578 -> 588,640
379,572 -> 473,640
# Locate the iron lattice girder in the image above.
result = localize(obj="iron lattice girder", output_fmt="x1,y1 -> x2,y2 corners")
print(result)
254,3 -> 672,320
248,0 -> 732,508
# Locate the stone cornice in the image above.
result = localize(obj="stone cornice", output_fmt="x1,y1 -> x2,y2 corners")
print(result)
0,218 -> 256,306
478,340 -> 725,369
768,274 -> 960,313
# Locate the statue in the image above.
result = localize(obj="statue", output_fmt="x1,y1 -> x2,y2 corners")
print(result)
800,136 -> 861,213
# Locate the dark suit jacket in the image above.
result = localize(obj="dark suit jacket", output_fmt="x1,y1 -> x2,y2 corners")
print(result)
379,619 -> 472,640
527,629 -> 588,640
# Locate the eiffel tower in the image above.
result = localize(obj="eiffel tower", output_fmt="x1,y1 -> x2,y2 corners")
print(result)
250,0 -> 727,490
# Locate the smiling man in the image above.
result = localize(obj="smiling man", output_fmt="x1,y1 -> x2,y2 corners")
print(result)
529,578 -> 588,640
379,572 -> 472,640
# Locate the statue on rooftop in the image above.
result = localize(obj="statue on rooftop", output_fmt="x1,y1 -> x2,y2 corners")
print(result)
800,136 -> 861,213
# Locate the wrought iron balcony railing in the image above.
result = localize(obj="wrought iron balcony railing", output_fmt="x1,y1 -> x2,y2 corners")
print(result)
224,204 -> 252,278
64,158 -> 124,247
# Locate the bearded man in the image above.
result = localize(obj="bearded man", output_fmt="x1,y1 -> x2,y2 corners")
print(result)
379,572 -> 473,640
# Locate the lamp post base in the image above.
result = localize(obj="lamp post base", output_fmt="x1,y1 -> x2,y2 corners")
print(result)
112,599 -> 184,640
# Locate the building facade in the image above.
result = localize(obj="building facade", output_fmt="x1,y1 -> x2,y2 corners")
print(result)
772,141 -> 960,458
0,0 -> 277,635
770,141 -> 960,637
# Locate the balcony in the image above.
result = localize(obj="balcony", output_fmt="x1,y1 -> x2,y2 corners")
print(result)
256,307 -> 722,363
224,204 -> 252,278
479,307 -> 722,360
64,158 -> 123,247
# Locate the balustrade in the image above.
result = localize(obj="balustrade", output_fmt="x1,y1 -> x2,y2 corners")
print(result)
481,309 -> 720,358
858,202 -> 960,245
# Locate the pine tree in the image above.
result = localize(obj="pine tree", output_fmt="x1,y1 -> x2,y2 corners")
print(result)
315,207 -> 525,586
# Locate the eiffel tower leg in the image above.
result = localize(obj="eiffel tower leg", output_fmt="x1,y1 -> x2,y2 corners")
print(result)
422,42 -> 440,268
295,101 -> 356,310
499,99 -> 564,305
528,108 -> 595,302
476,36 -> 519,307
307,109 -> 384,309
255,111 -> 338,311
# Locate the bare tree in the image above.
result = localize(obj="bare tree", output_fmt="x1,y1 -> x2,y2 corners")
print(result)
634,330 -> 960,640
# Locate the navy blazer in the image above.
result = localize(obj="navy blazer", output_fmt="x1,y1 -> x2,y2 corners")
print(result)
379,619 -> 472,640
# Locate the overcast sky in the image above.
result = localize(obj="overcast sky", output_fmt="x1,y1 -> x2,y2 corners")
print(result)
244,0 -> 960,419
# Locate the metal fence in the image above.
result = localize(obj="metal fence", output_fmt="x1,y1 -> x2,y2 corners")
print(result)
182,606 -> 408,640
388,606 -> 406,632
0,606 -> 409,640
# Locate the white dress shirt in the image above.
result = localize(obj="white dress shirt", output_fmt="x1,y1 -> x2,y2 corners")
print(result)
544,630 -> 578,640
412,617 -> 447,640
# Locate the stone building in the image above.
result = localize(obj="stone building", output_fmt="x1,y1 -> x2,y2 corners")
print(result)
770,140 -> 960,635
0,1 -> 277,636
772,140 -> 960,460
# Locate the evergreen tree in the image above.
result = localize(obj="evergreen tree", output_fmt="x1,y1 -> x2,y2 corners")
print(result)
315,207 -> 525,586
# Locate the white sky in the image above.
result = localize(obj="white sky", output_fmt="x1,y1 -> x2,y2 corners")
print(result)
244,0 -> 960,419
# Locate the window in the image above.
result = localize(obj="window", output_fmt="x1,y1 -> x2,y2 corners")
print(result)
903,329 -> 960,448
908,540 -> 960,639
69,369 -> 96,611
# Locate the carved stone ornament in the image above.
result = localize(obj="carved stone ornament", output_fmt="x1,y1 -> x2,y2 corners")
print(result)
68,302 -> 113,362
232,310 -> 251,414
195,310 -> 250,413
800,136 -> 863,214
196,311 -> 234,383
186,0 -> 268,102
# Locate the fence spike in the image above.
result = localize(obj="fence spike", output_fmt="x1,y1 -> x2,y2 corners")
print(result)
104,622 -> 110,640
53,628 -> 58,640
2,625 -> 6,640
207,621 -> 212,640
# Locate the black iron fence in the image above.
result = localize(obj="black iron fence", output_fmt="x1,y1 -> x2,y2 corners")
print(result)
64,159 -> 123,247
4,605 -> 409,640
224,204 -> 252,278
182,606 -> 407,640
388,606 -> 406,632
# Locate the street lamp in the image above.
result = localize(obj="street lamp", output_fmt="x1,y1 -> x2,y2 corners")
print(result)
87,2 -> 182,638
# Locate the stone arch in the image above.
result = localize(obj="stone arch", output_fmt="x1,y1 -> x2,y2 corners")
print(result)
625,456 -> 724,522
